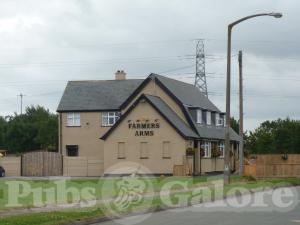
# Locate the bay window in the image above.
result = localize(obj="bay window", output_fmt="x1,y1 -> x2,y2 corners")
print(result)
218,142 -> 225,158
201,141 -> 211,158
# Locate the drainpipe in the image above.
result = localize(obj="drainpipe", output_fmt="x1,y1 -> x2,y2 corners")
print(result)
199,140 -> 202,175
59,113 -> 62,154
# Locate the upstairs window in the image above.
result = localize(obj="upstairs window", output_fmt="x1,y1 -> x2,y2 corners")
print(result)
215,113 -> 223,126
206,111 -> 211,125
196,109 -> 202,124
67,112 -> 80,127
102,112 -> 120,126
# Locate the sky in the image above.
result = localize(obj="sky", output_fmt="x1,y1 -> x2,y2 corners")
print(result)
0,0 -> 299,131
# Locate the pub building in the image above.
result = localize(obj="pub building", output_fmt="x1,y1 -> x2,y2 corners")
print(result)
57,71 -> 241,176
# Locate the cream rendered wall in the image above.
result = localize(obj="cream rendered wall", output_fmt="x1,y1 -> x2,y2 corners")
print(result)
122,79 -> 188,125
60,78 -> 195,176
60,112 -> 110,174
104,101 -> 187,175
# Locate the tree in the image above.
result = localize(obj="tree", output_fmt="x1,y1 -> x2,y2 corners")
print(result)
230,117 -> 239,134
245,118 -> 300,154
3,106 -> 58,154
0,116 -> 7,149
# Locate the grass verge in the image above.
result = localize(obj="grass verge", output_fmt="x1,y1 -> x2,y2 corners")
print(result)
0,176 -> 299,225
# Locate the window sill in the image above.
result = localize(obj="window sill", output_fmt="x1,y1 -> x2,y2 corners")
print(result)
101,125 -> 113,127
66,126 -> 81,128
140,157 -> 149,159
117,157 -> 126,159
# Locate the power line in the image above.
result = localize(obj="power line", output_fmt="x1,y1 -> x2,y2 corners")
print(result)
1,37 -> 300,51
158,64 -> 195,74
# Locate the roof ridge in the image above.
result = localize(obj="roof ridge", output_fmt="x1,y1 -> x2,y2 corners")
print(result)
68,79 -> 143,82
153,73 -> 196,87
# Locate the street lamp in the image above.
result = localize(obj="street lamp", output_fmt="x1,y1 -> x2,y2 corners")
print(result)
224,12 -> 282,185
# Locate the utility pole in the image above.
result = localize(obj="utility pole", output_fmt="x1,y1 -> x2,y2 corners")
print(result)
17,93 -> 25,115
194,39 -> 208,96
238,50 -> 244,175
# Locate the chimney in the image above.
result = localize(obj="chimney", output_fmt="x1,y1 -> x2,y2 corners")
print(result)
115,70 -> 126,80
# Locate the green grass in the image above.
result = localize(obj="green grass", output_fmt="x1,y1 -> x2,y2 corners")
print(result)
0,208 -> 104,225
0,176 -> 208,210
0,176 -> 299,225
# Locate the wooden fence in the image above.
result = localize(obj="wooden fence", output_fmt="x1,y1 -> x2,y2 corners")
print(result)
244,164 -> 256,177
247,154 -> 300,178
0,156 -> 21,176
22,151 -> 63,176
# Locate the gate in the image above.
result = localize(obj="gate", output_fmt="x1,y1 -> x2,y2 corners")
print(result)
21,151 -> 63,176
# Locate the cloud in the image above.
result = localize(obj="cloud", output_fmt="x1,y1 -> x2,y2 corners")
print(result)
0,0 -> 299,131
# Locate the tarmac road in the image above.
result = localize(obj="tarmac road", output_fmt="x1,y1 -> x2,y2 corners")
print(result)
93,186 -> 300,225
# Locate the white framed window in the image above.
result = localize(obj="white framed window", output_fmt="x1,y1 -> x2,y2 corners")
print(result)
102,112 -> 120,126
67,112 -> 80,127
206,111 -> 211,125
201,141 -> 211,158
196,109 -> 202,124
215,113 -> 223,126
218,142 -> 225,158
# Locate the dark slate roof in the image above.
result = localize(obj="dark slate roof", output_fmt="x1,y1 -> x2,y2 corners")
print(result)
57,79 -> 143,112
152,74 -> 221,112
183,105 -> 241,141
101,94 -> 199,140
145,95 -> 199,139
195,125 -> 241,141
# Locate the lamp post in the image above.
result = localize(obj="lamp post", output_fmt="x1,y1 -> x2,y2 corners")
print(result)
224,13 -> 282,185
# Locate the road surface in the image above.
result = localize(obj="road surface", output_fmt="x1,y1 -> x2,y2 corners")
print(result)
93,186 -> 300,225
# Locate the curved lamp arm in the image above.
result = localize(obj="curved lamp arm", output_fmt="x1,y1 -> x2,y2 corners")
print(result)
229,12 -> 282,28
